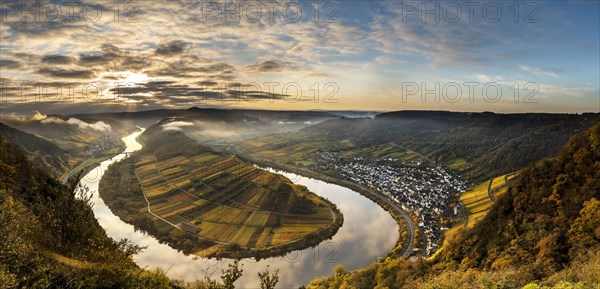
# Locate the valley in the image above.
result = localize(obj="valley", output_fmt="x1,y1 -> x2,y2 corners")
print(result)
1,108 -> 599,288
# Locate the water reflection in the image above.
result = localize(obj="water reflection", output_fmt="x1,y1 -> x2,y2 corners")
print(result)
79,130 -> 398,288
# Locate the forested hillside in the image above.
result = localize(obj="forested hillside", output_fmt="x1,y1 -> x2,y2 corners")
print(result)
308,121 -> 600,289
0,136 -> 176,287
441,120 -> 600,274
302,111 -> 600,181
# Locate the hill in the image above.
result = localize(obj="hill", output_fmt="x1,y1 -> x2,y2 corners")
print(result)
242,111 -> 599,182
307,121 -> 600,288
0,115 -> 131,181
0,135 -> 179,287
99,119 -> 342,258
0,122 -> 70,178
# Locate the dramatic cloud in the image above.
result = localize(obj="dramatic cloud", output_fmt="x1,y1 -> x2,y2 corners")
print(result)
0,0 -> 597,113
107,80 -> 288,105
0,59 -> 23,69
36,67 -> 96,79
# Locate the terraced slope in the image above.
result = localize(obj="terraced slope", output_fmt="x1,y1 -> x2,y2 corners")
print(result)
100,120 -> 342,258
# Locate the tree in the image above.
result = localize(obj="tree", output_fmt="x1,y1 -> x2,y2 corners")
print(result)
221,260 -> 243,289
258,265 -> 279,289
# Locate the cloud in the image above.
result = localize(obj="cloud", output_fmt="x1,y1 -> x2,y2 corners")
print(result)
155,40 -> 190,56
41,117 -> 112,132
76,44 -> 150,71
106,80 -> 288,105
518,65 -> 559,78
197,81 -> 219,87
162,121 -> 195,131
367,2 -> 528,67
36,67 -> 96,79
78,44 -> 124,65
0,58 -> 24,69
375,56 -> 393,63
42,54 -> 75,65
145,61 -> 236,79
31,111 -> 48,120
468,74 -> 596,99
247,60 -> 293,72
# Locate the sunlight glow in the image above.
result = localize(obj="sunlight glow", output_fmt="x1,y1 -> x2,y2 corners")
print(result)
123,72 -> 149,84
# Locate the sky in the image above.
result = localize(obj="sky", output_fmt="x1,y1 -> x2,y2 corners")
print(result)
0,0 -> 599,115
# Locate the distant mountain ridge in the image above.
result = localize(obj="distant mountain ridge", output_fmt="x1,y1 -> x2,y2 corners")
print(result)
68,107 -> 339,127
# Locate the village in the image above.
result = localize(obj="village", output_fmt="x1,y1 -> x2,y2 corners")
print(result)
84,135 -> 122,156
312,152 -> 468,256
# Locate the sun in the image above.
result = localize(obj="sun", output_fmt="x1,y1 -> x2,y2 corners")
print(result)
123,72 -> 148,84
99,71 -> 151,103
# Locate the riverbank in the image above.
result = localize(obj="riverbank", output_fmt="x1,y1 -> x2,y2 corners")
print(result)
242,157 -> 415,259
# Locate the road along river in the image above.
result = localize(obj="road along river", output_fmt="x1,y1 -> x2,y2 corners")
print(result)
78,130 -> 398,288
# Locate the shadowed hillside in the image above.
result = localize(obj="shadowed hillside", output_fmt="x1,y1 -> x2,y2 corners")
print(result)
0,122 -> 70,178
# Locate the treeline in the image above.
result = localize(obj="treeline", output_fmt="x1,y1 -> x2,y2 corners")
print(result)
307,121 -> 600,288
441,121 -> 600,273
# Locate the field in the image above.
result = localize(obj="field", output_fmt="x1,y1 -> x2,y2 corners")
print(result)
459,173 -> 516,227
233,134 -> 429,170
341,143 -> 425,162
132,148 -> 335,252
232,132 -> 354,163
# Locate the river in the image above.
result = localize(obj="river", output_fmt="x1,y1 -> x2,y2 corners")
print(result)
78,130 -> 398,288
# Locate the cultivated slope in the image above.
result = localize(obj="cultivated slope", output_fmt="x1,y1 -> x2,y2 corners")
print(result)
100,119 -> 342,258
